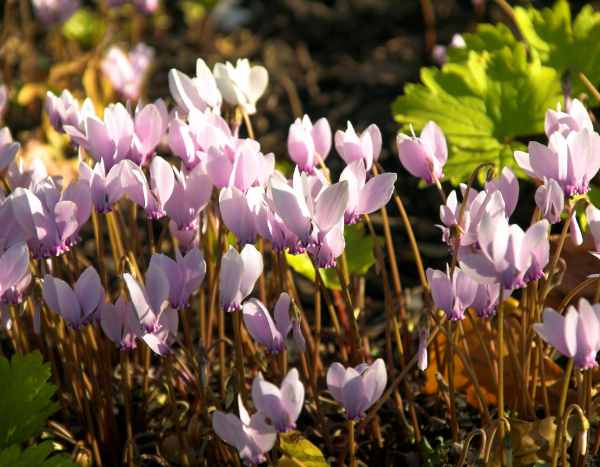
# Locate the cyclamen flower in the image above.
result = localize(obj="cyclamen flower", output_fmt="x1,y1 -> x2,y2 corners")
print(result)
78,159 -> 131,213
0,127 -> 19,172
0,243 -> 31,306
168,109 -> 232,170
123,263 -> 178,356
219,186 -> 263,245
219,245 -> 263,312
101,44 -> 154,101
459,192 -> 550,290
42,266 -> 104,329
65,102 -> 133,170
213,59 -> 268,115
397,121 -> 447,184
269,169 -> 349,248
32,0 -> 79,26
148,248 -> 206,310
169,59 -> 222,113
129,100 -> 168,165
340,160 -> 397,224
6,157 -> 48,191
11,179 -> 91,258
123,156 -> 175,219
100,296 -> 140,351
432,33 -> 466,66
251,369 -> 305,432
471,282 -> 501,319
514,128 -> 600,197
545,99 -> 592,138
534,299 -> 600,369
243,293 -> 305,353
326,359 -> 387,420
169,220 -> 199,253
438,168 -> 518,249
287,115 -> 332,173
206,138 -> 274,192
335,121 -> 382,170
45,90 -> 95,134
212,395 -> 276,464
427,266 -> 477,321
164,163 -> 212,230
535,178 -> 564,224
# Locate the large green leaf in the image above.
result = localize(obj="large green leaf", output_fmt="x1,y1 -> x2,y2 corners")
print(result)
0,352 -> 59,449
0,442 -> 75,467
514,0 -> 600,95
286,223 -> 376,290
277,431 -> 328,467
393,43 -> 561,184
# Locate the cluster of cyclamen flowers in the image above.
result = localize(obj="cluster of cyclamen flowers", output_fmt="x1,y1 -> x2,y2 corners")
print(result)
0,56 -> 394,461
397,98 -> 600,371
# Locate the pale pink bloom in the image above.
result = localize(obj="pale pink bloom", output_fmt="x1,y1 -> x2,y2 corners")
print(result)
32,0 -> 79,25
586,204 -> 600,253
45,90 -> 95,134
535,178 -> 564,224
287,115 -> 331,173
427,266 -> 478,321
534,299 -> 600,369
100,295 -> 141,350
335,121 -> 382,170
397,121 -> 447,183
0,243 -> 31,306
101,44 -> 154,101
545,99 -> 593,138
0,127 -> 19,171
219,245 -> 263,312
213,59 -> 268,115
169,59 -> 222,113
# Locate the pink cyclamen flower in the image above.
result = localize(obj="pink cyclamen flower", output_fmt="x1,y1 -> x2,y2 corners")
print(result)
42,266 -> 104,329
122,156 -> 175,219
11,179 -> 92,258
243,292 -> 305,353
100,295 -> 140,351
219,186 -> 263,246
459,192 -> 550,290
148,247 -> 206,310
101,44 -> 154,101
78,159 -> 131,213
269,169 -> 349,247
6,157 -> 48,191
164,163 -> 212,230
32,0 -> 79,26
287,115 -> 332,173
515,128 -> 600,197
340,160 -> 397,224
206,138 -> 274,192
471,282 -> 501,319
570,212 -> 583,246
219,245 -> 263,312
168,108 -> 232,170
251,368 -> 305,432
212,395 -> 277,464
335,121 -> 382,170
123,263 -> 178,356
0,127 -> 20,171
438,168 -> 518,249
534,299 -> 600,369
0,243 -> 31,305
45,90 -> 95,134
326,359 -> 387,420
129,101 -> 168,165
586,204 -> 600,253
535,178 -> 564,224
397,121 -> 447,184
169,59 -> 222,113
65,102 -> 133,171
545,99 -> 592,138
427,266 -> 478,321
169,220 -> 199,253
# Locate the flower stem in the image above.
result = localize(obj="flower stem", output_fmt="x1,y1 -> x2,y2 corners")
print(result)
120,352 -> 134,467
233,310 -> 247,402
347,419 -> 357,467
497,288 -> 505,464
552,358 -> 574,467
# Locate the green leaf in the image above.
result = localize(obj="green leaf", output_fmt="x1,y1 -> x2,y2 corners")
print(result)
0,442 -> 76,467
0,352 -> 59,449
393,43 -> 561,184
277,431 -> 328,467
62,9 -> 106,48
514,0 -> 600,94
285,223 -> 377,290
